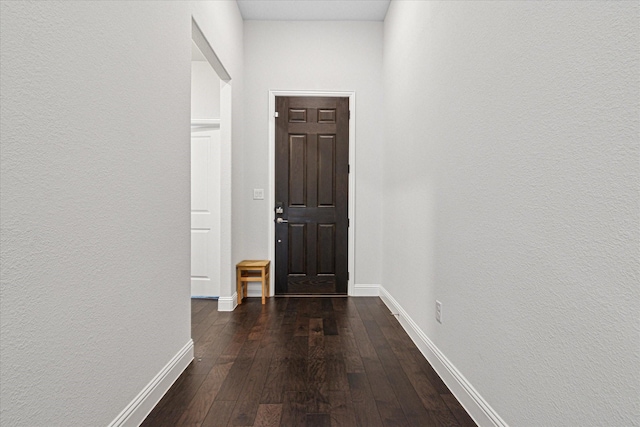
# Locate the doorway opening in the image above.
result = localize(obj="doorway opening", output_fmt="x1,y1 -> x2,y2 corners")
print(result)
190,18 -> 234,311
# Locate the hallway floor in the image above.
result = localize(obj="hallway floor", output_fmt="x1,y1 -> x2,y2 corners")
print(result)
141,297 -> 476,427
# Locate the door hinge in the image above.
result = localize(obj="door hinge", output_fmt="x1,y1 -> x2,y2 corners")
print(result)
348,272 -> 350,281
275,112 -> 279,118
348,110 -> 351,120
348,218 -> 350,227
348,164 -> 350,174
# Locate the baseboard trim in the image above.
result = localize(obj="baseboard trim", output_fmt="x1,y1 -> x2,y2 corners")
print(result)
352,283 -> 380,297
378,286 -> 508,427
107,339 -> 194,427
217,292 -> 238,311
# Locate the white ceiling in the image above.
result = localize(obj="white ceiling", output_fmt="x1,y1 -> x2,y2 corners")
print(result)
237,0 -> 391,21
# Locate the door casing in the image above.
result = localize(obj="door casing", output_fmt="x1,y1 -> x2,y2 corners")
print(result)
268,90 -> 356,297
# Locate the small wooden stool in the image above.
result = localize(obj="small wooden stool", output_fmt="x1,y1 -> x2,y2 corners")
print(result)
236,260 -> 270,305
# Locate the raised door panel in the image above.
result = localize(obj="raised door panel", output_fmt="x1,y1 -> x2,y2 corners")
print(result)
317,135 -> 336,207
317,224 -> 336,275
289,135 -> 307,207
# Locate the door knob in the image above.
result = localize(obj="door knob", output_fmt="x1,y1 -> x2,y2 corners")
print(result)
276,218 -> 288,224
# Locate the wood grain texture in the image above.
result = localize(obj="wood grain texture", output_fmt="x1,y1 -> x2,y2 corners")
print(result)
254,404 -> 283,427
141,298 -> 476,427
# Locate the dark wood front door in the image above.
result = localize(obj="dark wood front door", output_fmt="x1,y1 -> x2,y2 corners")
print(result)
275,96 -> 349,295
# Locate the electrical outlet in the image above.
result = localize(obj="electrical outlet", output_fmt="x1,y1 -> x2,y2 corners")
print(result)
253,189 -> 264,200
435,300 -> 442,324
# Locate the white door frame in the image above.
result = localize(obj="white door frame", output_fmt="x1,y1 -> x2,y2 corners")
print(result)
268,90 -> 356,296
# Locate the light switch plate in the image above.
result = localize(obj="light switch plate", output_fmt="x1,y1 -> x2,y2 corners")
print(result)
253,189 -> 264,200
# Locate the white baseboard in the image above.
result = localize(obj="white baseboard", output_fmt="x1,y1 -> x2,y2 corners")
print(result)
217,292 -> 238,311
378,286 -> 508,427
107,339 -> 194,427
352,283 -> 380,297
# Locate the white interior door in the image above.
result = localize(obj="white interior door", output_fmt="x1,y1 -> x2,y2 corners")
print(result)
191,127 -> 221,297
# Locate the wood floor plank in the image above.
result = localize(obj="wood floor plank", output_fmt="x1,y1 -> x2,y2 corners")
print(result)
254,404 -> 283,427
335,318 -> 365,374
195,320 -> 244,369
192,304 -> 222,339
321,298 -> 334,313
309,318 -> 324,347
143,373 -> 208,427
217,311 -> 261,362
140,369 -> 191,426
325,335 -> 349,392
247,308 -> 270,341
431,409 -> 463,427
215,339 -> 261,402
260,353 -> 288,403
306,413 -> 331,427
331,297 -> 347,313
192,298 -> 209,315
280,391 -> 308,427
308,299 -> 323,317
360,317 -> 439,426
194,322 -> 228,360
347,373 -> 384,427
441,394 -> 477,427
307,341 -> 329,413
200,400 -> 235,427
367,299 -> 453,397
294,299 -> 311,337
364,298 -> 452,413
142,298 -> 475,427
192,299 -> 217,328
329,390 -> 357,427
322,317 -> 338,336
377,358 -> 435,424
363,358 -> 409,427
284,356 -> 308,393
227,342 -> 276,426
343,309 -> 378,361
176,360 -> 234,426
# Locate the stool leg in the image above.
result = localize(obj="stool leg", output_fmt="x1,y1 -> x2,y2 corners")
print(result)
237,268 -> 242,305
261,267 -> 265,304
266,264 -> 270,301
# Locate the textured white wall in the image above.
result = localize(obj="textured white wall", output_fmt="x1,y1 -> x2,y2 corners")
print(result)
0,1 -> 243,425
191,61 -> 221,120
243,21 -> 384,285
382,2 -> 639,426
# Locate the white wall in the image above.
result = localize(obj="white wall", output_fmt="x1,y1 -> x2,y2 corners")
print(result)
243,21 -> 384,287
382,2 -> 639,426
191,60 -> 221,120
0,1 -> 243,425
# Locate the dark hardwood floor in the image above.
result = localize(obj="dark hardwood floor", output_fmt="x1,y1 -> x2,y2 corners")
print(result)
141,297 -> 477,427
